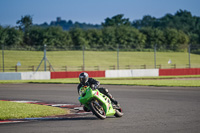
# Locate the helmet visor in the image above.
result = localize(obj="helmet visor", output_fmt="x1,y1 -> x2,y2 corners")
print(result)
79,76 -> 88,84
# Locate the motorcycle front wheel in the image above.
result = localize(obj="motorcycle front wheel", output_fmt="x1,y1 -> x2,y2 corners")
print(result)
89,100 -> 106,120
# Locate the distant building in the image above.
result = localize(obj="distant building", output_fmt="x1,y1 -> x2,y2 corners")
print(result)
57,17 -> 61,22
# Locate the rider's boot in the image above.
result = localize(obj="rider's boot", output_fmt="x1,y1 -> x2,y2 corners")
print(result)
83,106 -> 90,112
107,93 -> 119,106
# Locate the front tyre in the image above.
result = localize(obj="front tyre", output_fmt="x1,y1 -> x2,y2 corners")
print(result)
89,100 -> 106,119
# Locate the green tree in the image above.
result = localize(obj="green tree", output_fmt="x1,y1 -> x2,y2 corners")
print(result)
132,15 -> 157,28
102,14 -> 131,27
85,29 -> 103,49
140,27 -> 165,49
7,27 -> 23,47
101,27 -> 116,49
69,28 -> 88,49
0,26 -> 8,45
16,15 -> 33,31
25,26 -> 73,49
24,26 -> 45,46
164,28 -> 189,51
44,26 -> 73,48
115,26 -> 146,49
0,26 -> 23,48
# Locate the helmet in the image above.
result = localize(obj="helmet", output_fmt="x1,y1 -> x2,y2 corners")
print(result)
79,72 -> 89,84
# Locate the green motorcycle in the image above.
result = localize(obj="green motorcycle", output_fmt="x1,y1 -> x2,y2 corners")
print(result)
78,86 -> 123,119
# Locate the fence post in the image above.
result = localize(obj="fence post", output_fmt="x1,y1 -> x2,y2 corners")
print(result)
117,44 -> 119,70
82,45 -> 85,71
49,65 -> 51,71
44,45 -> 47,71
126,65 -> 130,69
154,44 -> 157,69
32,66 -> 34,71
15,65 -> 17,72
159,64 -> 162,69
171,64 -> 176,69
65,66 -> 67,71
188,44 -> 191,68
2,44 -> 4,72
95,66 -> 100,71
109,65 -> 115,70
82,65 -> 84,71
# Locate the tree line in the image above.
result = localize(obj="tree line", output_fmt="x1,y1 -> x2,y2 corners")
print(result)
0,9 -> 199,53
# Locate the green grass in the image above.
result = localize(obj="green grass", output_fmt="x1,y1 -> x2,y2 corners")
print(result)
100,79 -> 200,87
98,76 -> 200,87
1,50 -> 200,71
0,100 -> 69,120
100,76 -> 200,87
0,75 -> 200,87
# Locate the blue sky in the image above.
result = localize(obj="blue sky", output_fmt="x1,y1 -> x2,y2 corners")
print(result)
0,0 -> 199,26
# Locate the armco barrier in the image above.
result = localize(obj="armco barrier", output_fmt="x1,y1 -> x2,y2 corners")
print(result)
159,68 -> 200,76
105,70 -> 132,78
132,69 -> 159,77
21,72 -> 50,80
0,72 -> 21,80
1,69 -> 200,80
0,72 -> 50,80
105,69 -> 159,78
51,71 -> 105,79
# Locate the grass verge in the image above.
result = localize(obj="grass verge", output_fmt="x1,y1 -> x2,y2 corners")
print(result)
0,100 -> 69,120
102,76 -> 200,87
0,75 -> 200,87
100,79 -> 200,87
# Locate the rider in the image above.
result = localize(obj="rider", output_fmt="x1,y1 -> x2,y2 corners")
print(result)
77,72 -> 118,107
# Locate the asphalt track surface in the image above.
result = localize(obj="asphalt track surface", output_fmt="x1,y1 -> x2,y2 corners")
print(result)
0,84 -> 200,133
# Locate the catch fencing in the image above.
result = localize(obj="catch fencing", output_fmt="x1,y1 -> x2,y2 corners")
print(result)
0,44 -> 200,72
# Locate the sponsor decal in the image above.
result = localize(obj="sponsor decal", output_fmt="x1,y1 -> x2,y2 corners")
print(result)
94,91 -> 99,97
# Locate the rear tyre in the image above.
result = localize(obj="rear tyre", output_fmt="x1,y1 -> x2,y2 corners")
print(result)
89,100 -> 106,119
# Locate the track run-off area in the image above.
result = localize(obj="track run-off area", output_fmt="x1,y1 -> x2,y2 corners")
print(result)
0,84 -> 200,133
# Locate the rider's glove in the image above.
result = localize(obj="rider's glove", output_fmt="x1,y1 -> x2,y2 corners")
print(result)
91,84 -> 98,90
94,85 -> 98,89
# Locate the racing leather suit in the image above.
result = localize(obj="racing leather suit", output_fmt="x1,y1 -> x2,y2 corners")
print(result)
77,78 -> 118,105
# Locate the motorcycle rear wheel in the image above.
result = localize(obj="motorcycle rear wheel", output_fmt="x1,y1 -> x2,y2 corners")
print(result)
90,100 -> 106,119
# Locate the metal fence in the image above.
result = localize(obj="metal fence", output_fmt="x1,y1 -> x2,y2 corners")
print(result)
0,44 -> 200,72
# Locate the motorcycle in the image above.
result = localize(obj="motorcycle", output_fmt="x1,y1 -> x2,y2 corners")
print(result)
78,86 -> 123,119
